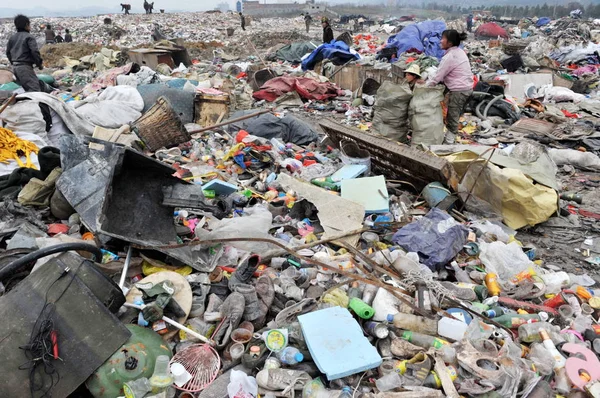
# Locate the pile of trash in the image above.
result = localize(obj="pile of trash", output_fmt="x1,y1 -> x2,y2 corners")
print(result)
3,9 -> 600,398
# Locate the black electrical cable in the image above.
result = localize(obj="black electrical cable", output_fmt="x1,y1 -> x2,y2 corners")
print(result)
19,260 -> 85,398
0,243 -> 102,282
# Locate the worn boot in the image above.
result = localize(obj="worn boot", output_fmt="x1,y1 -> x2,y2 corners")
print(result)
235,284 -> 262,322
253,275 -> 275,328
212,292 -> 245,349
229,254 -> 261,289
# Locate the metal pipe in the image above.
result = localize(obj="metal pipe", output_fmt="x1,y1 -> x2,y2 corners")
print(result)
119,246 -> 132,290
187,108 -> 272,135
124,302 -> 214,345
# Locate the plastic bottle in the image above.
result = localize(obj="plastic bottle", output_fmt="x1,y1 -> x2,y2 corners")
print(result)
493,312 -> 548,329
540,329 -> 566,369
149,355 -> 174,392
442,282 -> 488,301
484,306 -> 511,318
400,330 -> 448,349
362,284 -> 378,305
277,346 -> 304,365
450,261 -> 472,283
484,273 -> 501,296
518,322 -> 565,344
375,371 -> 403,392
338,386 -> 353,398
438,317 -> 468,341
124,378 -> 152,398
387,313 -> 438,335
303,378 -> 342,398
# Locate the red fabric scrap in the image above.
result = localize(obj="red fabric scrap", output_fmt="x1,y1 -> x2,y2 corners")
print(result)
252,76 -> 344,102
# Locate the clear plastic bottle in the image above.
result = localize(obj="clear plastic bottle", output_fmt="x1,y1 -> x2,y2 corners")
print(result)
387,313 -> 438,335
518,322 -> 564,344
375,371 -> 402,392
540,329 -> 566,369
124,378 -> 152,398
400,330 -> 448,349
277,346 -> 304,365
149,355 -> 174,392
338,386 -> 353,398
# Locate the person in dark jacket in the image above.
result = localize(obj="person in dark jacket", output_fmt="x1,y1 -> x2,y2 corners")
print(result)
45,24 -> 56,44
322,17 -> 333,43
64,29 -> 73,42
240,12 -> 246,31
6,14 -> 44,92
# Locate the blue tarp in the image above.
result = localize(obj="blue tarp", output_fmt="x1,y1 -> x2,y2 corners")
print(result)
392,208 -> 469,270
386,20 -> 447,60
536,17 -> 551,27
301,40 -> 360,71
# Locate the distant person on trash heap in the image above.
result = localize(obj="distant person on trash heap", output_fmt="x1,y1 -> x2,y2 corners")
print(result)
429,29 -> 473,145
322,16 -> 334,44
6,14 -> 44,92
64,29 -> 73,42
240,12 -> 246,31
467,14 -> 473,32
45,24 -> 56,44
304,13 -> 312,34
404,64 -> 424,90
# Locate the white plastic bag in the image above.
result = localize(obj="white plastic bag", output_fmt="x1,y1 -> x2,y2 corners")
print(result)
479,241 -> 535,282
227,370 -> 258,398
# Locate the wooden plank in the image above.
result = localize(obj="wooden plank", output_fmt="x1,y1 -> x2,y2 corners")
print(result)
319,119 -> 459,192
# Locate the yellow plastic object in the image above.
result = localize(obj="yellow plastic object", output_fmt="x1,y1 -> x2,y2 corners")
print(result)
576,286 -> 592,301
322,288 -> 350,308
443,151 -> 557,229
142,260 -> 193,277
0,127 -> 39,168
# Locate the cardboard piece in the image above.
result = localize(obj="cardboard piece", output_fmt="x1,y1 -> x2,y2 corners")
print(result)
277,174 -> 364,246
341,175 -> 390,213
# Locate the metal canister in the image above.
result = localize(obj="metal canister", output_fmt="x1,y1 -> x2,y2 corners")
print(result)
543,292 -> 568,308
484,273 -> 501,297
364,321 -> 389,339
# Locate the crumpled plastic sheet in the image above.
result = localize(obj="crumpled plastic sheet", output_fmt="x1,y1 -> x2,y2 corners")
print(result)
392,208 -> 469,270
386,20 -> 447,60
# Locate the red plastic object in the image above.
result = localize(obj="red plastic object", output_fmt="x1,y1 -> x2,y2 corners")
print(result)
497,296 -> 559,316
170,344 -> 220,392
236,130 -> 249,143
50,330 -> 59,359
47,224 -> 69,236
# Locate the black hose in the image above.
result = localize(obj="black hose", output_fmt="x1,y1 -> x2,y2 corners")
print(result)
0,243 -> 103,281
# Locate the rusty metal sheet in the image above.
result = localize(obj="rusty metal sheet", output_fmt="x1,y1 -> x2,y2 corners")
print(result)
319,119 -> 459,192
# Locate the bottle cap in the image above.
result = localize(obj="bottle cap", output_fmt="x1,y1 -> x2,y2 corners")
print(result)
387,314 -> 394,322
539,312 -> 549,322
294,353 -> 304,362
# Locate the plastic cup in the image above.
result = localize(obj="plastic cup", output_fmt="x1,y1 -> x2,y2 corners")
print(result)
558,305 -> 574,319
230,342 -> 245,360
231,328 -> 253,344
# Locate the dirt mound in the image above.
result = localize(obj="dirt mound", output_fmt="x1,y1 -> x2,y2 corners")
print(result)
41,43 -> 117,67
185,40 -> 225,60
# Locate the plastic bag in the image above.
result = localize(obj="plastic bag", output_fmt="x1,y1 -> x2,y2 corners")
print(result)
409,85 -> 445,146
371,81 -> 413,142
227,370 -> 258,398
479,241 -> 535,282
548,148 -> 600,170
196,205 -> 280,253
392,208 -> 469,270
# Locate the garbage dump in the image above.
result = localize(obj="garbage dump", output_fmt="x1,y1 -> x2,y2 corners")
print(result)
3,8 -> 600,398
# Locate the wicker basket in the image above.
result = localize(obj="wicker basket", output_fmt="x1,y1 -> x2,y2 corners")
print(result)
131,96 -> 191,151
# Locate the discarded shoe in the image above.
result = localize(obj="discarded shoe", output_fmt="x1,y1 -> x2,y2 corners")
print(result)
212,292 -> 245,348
235,283 -> 262,322
229,254 -> 261,289
256,369 -> 311,397
254,275 -> 275,328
